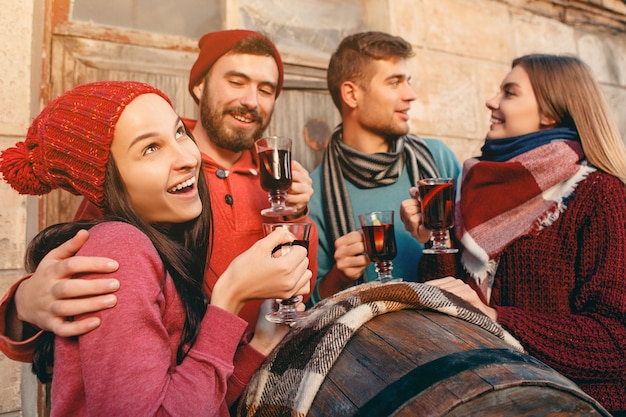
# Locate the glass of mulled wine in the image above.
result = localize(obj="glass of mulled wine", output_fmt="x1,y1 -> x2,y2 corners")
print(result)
262,222 -> 311,324
255,136 -> 296,217
358,210 -> 401,283
417,177 -> 459,254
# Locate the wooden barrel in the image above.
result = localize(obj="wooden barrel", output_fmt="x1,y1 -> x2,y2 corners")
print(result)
306,309 -> 610,417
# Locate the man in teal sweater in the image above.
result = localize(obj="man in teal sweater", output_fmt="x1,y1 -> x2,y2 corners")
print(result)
308,32 -> 460,304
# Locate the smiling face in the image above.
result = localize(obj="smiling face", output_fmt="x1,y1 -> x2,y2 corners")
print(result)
198,52 -> 279,152
354,58 -> 416,138
110,94 -> 203,225
485,65 -> 551,140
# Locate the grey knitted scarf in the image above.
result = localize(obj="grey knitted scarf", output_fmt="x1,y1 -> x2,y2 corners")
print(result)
321,125 -> 441,244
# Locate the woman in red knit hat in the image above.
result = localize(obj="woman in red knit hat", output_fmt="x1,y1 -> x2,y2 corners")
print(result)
0,81 -> 311,416
0,29 -> 316,343
401,54 -> 626,415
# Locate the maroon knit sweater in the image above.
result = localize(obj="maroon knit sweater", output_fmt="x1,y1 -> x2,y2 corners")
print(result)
419,171 -> 626,413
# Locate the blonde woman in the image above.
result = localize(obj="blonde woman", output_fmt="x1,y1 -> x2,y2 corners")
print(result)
402,54 -> 626,415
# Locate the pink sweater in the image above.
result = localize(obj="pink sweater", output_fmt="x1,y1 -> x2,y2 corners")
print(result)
50,221 -> 264,417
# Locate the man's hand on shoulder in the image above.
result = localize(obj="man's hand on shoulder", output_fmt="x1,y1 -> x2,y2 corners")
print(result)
14,229 -> 120,338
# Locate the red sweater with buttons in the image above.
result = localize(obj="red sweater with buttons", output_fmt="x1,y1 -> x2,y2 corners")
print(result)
419,171 -> 626,413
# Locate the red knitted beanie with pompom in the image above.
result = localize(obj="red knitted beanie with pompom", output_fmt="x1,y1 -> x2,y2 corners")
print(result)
0,81 -> 171,210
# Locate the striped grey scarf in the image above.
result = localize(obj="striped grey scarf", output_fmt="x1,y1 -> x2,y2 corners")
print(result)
321,125 -> 440,244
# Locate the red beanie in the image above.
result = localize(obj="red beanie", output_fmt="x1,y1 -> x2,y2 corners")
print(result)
0,81 -> 171,210
188,30 -> 284,104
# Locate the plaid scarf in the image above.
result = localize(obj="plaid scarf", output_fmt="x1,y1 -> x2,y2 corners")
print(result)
321,125 -> 440,244
455,128 -> 595,298
237,281 -> 523,417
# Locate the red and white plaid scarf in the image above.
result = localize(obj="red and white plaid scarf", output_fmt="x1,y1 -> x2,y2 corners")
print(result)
455,138 -> 594,300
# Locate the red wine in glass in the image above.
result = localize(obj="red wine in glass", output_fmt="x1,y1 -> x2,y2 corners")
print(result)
418,178 -> 459,254
258,148 -> 292,193
362,224 -> 397,262
358,210 -> 401,282
255,136 -> 296,217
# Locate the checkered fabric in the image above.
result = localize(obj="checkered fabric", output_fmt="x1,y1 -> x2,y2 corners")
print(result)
237,281 -> 523,417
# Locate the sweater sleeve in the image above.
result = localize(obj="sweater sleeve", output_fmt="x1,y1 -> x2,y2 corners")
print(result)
53,222 -> 250,417
0,275 -> 41,362
226,338 -> 266,406
495,175 -> 626,382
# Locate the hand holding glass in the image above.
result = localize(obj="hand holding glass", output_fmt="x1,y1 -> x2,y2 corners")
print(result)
418,178 -> 459,254
358,210 -> 400,282
262,222 -> 311,324
255,136 -> 296,217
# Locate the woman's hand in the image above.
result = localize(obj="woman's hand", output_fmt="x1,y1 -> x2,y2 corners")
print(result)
211,228 -> 312,315
425,277 -> 497,321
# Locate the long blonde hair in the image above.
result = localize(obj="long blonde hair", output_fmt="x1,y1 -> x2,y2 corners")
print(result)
513,54 -> 626,184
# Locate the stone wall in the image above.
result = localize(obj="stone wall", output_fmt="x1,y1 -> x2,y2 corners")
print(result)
393,0 -> 626,162
1,0 -> 625,415
0,0 -> 40,415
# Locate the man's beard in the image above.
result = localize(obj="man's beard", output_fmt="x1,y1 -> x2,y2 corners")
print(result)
200,91 -> 269,153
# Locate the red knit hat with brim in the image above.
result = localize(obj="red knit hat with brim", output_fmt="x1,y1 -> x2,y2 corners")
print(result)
187,30 -> 284,104
0,81 -> 171,211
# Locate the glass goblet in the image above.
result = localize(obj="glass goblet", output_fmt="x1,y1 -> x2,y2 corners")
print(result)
255,136 -> 296,217
417,177 -> 459,254
262,222 -> 311,324
358,210 -> 400,282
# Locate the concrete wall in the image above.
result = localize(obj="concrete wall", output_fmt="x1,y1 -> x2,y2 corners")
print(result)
1,0 -> 626,415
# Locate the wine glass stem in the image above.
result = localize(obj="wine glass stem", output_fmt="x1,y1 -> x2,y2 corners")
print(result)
375,260 -> 394,281
269,190 -> 287,203
276,296 -> 299,316
430,229 -> 450,249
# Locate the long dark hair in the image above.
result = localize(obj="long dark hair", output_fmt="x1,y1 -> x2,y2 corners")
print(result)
31,126 -> 212,383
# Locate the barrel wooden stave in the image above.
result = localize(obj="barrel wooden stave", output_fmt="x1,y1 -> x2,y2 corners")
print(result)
306,309 -> 610,417
397,363 -> 607,417
308,309 -> 509,416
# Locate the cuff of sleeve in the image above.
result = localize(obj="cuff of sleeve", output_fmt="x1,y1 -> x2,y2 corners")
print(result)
226,333 -> 267,406
0,274 -> 42,362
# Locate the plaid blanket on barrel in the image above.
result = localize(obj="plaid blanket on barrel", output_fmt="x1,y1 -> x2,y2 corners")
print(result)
236,281 -> 523,417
